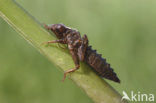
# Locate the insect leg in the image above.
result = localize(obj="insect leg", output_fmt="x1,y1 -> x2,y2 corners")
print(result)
41,39 -> 66,45
58,43 -> 67,49
62,47 -> 80,81
78,34 -> 88,61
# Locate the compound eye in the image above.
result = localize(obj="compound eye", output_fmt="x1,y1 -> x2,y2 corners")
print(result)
54,29 -> 60,35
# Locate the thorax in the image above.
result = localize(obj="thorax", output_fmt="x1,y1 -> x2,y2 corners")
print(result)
65,30 -> 81,47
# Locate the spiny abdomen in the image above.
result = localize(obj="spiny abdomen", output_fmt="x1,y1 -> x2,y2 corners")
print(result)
84,46 -> 120,83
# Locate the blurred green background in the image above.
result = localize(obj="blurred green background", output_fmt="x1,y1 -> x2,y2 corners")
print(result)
0,0 -> 156,103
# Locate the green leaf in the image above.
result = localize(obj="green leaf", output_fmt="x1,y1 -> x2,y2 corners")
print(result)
0,0 -> 127,103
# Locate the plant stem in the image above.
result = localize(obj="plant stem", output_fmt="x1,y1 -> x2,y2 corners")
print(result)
0,0 -> 127,103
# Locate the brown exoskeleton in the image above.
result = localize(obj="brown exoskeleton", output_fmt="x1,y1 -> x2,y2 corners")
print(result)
43,24 -> 120,83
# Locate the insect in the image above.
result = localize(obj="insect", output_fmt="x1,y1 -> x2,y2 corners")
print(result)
43,24 -> 120,83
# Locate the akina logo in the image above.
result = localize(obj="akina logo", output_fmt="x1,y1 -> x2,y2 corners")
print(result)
121,91 -> 154,102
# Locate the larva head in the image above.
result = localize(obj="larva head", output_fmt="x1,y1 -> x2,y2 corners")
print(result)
49,24 -> 67,39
